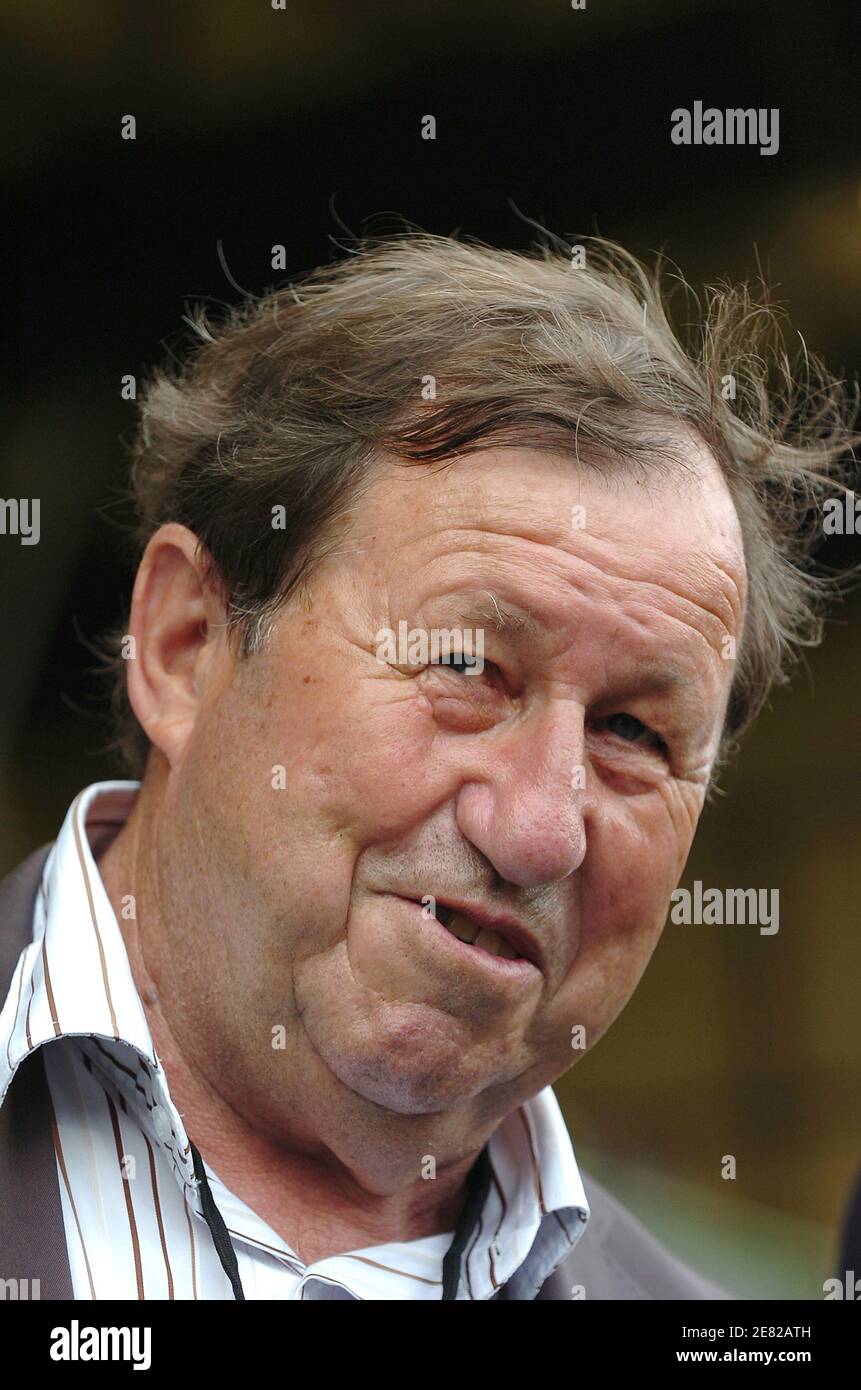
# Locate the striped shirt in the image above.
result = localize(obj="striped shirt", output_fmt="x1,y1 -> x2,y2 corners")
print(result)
0,781 -> 590,1300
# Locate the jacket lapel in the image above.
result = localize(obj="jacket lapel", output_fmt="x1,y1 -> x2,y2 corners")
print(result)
0,844 -> 74,1299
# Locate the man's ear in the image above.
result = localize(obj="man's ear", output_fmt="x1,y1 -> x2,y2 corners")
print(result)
125,523 -> 229,767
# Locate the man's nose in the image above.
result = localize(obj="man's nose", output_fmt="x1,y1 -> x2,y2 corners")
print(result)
454,703 -> 596,889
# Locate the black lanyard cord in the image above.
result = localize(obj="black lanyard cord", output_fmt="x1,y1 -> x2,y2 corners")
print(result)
189,1139 -> 246,1300
189,1137 -> 492,1302
441,1145 -> 493,1300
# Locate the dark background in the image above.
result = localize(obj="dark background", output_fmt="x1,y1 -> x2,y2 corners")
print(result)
2,0 -> 860,1296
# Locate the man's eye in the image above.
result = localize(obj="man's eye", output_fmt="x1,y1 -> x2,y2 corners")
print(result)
600,713 -> 666,751
431,656 -> 491,677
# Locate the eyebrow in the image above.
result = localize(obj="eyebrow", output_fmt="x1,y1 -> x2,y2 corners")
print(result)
443,593 -> 544,641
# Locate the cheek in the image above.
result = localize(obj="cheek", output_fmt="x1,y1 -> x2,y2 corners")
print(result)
589,793 -> 695,932
653,782 -> 708,915
301,684 -> 457,840
543,793 -> 699,1045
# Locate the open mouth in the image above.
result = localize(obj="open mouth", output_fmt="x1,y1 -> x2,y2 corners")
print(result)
433,903 -> 522,961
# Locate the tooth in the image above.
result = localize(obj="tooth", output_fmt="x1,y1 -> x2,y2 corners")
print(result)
473,927 -> 504,955
439,913 -> 521,960
446,911 -> 479,944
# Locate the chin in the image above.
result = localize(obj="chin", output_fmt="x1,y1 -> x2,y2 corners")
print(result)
316,1004 -> 495,1115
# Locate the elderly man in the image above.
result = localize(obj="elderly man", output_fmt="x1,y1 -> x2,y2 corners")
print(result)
0,235 -> 854,1300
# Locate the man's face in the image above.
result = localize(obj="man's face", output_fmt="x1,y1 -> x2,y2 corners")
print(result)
148,441 -> 746,1168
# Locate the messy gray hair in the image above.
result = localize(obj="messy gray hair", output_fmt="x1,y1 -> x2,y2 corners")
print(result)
103,232 -> 859,778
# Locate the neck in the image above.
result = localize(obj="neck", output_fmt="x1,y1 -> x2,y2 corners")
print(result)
95,795 -> 474,1265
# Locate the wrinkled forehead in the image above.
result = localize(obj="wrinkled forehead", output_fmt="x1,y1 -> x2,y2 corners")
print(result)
343,439 -> 747,608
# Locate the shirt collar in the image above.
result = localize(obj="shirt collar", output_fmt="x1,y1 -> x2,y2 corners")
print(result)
0,779 -> 590,1297
0,779 -> 198,1192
